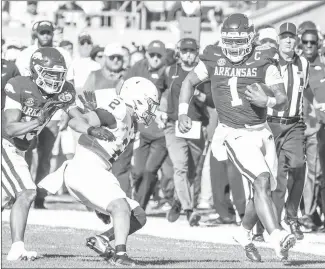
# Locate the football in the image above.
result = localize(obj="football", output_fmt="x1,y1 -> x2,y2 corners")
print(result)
249,82 -> 275,97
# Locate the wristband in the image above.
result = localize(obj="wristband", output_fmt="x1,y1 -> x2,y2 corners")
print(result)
87,126 -> 96,135
178,103 -> 189,116
266,97 -> 276,108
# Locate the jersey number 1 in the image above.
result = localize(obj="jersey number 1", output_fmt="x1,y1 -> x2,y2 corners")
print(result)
228,77 -> 243,107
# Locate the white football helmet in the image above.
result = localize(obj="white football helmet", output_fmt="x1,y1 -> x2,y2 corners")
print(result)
119,77 -> 159,127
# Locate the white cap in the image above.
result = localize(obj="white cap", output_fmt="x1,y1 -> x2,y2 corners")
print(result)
104,43 -> 124,56
258,28 -> 279,44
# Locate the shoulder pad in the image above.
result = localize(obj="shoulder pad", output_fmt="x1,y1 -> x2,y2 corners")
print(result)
200,45 -> 222,62
4,76 -> 28,101
254,46 -> 279,64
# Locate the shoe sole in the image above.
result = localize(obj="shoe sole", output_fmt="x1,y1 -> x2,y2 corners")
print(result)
86,238 -> 114,258
281,234 -> 296,251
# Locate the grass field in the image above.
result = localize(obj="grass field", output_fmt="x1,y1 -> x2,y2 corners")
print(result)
2,223 -> 325,268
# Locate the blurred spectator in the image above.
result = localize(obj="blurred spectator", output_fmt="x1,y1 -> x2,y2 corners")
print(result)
66,32 -> 100,94
89,45 -> 104,65
160,38 -> 213,225
130,51 -> 145,67
59,40 -> 74,58
53,26 -> 64,47
122,46 -> 131,69
82,43 -> 130,195
3,38 -> 24,62
257,27 -> 279,48
56,1 -> 86,27
16,20 -> 71,76
298,21 -> 325,232
123,40 -> 169,210
83,43 -> 125,95
164,48 -> 177,66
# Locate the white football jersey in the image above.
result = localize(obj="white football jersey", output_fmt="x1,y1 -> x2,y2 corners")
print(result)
78,90 -> 135,166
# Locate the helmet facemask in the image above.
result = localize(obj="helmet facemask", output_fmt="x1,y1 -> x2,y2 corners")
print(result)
34,64 -> 67,94
221,31 -> 255,63
132,97 -> 159,127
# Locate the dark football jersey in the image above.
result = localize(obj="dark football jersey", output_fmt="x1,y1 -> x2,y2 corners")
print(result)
3,76 -> 76,151
199,44 -> 279,128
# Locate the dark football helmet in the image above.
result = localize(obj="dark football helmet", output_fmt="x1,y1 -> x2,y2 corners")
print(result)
30,47 -> 67,94
220,13 -> 255,63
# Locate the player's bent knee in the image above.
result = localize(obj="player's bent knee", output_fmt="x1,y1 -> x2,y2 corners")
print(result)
253,172 -> 271,194
132,206 -> 147,227
16,189 -> 37,204
106,198 -> 131,216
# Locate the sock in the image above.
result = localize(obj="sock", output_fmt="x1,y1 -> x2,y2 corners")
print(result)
236,224 -> 251,246
10,241 -> 24,251
115,244 -> 126,255
269,229 -> 283,246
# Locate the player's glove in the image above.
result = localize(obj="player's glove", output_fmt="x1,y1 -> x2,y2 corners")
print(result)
87,126 -> 116,141
37,100 -> 61,125
78,91 -> 97,112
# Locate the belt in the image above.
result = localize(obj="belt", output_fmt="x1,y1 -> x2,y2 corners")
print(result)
267,116 -> 301,125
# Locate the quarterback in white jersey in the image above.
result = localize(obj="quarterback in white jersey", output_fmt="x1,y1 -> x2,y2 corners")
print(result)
39,77 -> 159,266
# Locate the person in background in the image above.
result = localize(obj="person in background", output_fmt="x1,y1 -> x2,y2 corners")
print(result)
129,50 -> 145,67
66,32 -> 100,95
123,40 -> 168,211
298,21 -> 325,232
89,45 -> 104,66
121,46 -> 131,69
59,40 -> 74,58
83,43 -> 130,195
158,38 -> 213,226
266,22 -> 309,241
53,25 -> 64,47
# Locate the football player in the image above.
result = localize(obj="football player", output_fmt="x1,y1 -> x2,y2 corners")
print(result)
2,47 -> 76,261
178,13 -> 296,263
39,77 -> 159,266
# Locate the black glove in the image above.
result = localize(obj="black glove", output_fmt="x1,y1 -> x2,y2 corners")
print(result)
78,91 -> 97,112
87,126 -> 116,141
37,100 -> 61,125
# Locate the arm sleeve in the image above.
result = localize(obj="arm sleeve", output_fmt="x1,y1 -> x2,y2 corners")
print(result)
193,60 -> 210,81
264,64 -> 284,86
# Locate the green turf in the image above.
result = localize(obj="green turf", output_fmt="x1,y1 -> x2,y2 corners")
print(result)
2,223 -> 325,268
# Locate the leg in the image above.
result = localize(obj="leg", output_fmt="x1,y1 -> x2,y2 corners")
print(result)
135,135 -> 168,210
112,140 -> 134,197
164,122 -> 194,224
188,137 -> 205,209
225,127 -> 296,260
35,122 -> 59,208
131,135 -> 150,202
2,141 -> 38,260
210,156 -> 236,222
317,124 -> 325,227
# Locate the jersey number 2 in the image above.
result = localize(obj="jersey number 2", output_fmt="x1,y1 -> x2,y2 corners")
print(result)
228,77 -> 243,107
109,98 -> 121,110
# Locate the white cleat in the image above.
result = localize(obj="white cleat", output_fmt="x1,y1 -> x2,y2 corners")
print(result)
274,232 -> 296,262
7,249 -> 38,261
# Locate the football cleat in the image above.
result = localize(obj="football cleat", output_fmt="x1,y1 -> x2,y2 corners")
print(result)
274,232 -> 296,261
108,253 -> 136,267
95,210 -> 111,225
7,249 -> 38,261
244,243 -> 262,262
86,235 -> 115,259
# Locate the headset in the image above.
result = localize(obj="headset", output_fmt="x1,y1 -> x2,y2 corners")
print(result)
174,37 -> 200,60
